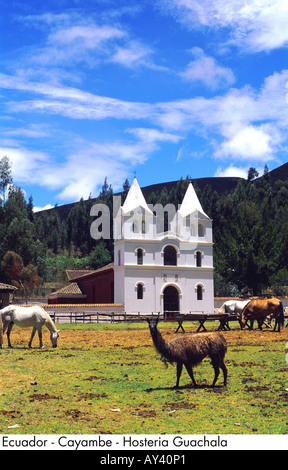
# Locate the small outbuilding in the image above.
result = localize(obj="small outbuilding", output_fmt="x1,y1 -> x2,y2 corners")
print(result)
48,263 -> 114,305
0,283 -> 17,309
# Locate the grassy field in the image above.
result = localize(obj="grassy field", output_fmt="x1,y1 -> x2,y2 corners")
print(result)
0,321 -> 288,435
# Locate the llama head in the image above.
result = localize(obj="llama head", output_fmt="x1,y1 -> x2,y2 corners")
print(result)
147,317 -> 159,333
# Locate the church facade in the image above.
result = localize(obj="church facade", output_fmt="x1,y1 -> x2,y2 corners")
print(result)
114,178 -> 214,315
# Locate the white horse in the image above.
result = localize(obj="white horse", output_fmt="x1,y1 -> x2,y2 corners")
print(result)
217,300 -> 250,316
0,305 -> 60,349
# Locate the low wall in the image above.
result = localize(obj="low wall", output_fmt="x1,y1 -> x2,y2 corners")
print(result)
17,303 -> 124,314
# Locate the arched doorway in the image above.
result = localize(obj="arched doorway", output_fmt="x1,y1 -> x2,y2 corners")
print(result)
163,285 -> 179,318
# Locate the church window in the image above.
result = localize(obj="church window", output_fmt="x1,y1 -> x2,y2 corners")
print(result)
137,283 -> 144,300
196,251 -> 202,267
196,285 -> 203,301
142,217 -> 146,234
164,245 -> 177,266
137,248 -> 144,265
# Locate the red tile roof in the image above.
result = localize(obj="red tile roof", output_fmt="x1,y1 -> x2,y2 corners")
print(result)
68,263 -> 114,282
48,282 -> 86,298
66,270 -> 94,281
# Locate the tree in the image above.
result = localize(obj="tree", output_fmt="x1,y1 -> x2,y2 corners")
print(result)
1,251 -> 23,285
88,242 -> 112,270
21,264 -> 42,301
122,179 -> 130,204
99,177 -> 113,202
270,268 -> 288,296
5,217 -> 37,265
247,167 -> 259,182
0,156 -> 13,205
1,251 -> 42,300
213,176 -> 282,296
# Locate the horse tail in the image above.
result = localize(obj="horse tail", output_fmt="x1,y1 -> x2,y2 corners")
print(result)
278,301 -> 285,329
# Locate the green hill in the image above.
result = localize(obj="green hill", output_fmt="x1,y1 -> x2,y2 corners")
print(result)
38,175 -> 243,221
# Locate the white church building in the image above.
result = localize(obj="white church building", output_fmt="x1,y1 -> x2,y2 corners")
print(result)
113,177 -> 214,316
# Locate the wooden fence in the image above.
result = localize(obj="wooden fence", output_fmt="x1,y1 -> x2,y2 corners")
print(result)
48,310 -> 288,334
49,311 -> 157,324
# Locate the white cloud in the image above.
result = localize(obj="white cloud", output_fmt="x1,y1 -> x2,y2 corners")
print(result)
156,69 -> 288,156
0,133 -> 167,202
17,12 -> 158,72
49,139 -> 156,201
0,145 -> 49,183
34,24 -> 126,67
111,40 -> 153,68
0,72 -> 153,121
33,204 -> 54,213
51,24 -> 124,47
214,125 -> 275,161
159,0 -> 288,52
5,67 -> 287,166
127,128 -> 181,144
2,54 -> 288,201
181,47 -> 235,89
4,124 -> 50,139
214,165 -> 248,179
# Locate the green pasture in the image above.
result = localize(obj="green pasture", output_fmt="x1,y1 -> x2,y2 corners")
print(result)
0,322 -> 288,435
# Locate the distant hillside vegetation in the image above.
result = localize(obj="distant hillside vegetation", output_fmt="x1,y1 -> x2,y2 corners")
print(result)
37,175 -> 243,222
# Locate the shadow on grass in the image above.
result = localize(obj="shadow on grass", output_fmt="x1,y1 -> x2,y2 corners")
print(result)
145,384 -> 228,392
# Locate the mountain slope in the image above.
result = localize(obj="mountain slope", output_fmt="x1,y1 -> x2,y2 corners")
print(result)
38,175 -> 243,221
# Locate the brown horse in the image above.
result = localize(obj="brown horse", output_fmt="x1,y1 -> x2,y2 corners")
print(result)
240,298 -> 284,332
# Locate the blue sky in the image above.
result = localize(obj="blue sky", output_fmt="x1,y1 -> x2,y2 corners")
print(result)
1,0 -> 288,210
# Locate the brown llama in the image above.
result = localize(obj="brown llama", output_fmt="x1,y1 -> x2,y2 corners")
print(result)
147,318 -> 228,388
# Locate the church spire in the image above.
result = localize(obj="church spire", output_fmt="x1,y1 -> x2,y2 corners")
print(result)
178,182 -> 209,219
122,177 -> 153,215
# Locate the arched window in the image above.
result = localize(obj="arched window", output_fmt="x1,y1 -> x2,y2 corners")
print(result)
196,251 -> 202,268
197,285 -> 203,301
164,245 -> 177,266
137,248 -> 143,265
137,283 -> 144,300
